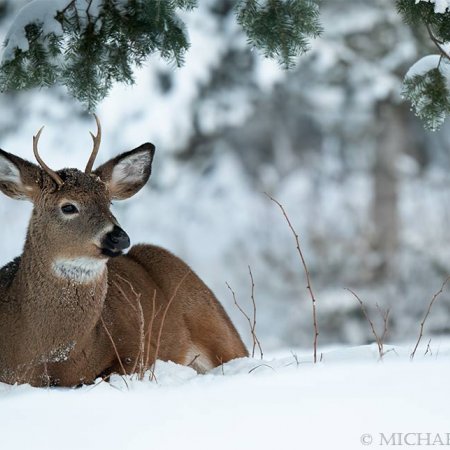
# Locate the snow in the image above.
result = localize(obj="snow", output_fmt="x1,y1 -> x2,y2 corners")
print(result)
416,0 -> 450,13
405,5 -> 450,102
405,54 -> 441,79
2,0 -> 67,62
1,342 -> 450,450
3,0 -> 115,63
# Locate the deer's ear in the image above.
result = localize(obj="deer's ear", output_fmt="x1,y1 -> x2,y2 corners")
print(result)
0,150 -> 42,201
94,143 -> 155,200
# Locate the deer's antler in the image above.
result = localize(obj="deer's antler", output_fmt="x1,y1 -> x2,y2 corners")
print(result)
33,126 -> 64,187
85,114 -> 102,174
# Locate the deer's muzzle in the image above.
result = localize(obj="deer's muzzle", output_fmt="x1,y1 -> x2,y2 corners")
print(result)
101,225 -> 130,257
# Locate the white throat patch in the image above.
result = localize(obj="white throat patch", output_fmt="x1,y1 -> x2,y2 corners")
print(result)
52,258 -> 107,283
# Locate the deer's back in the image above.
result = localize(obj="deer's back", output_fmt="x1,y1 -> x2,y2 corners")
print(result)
105,244 -> 248,371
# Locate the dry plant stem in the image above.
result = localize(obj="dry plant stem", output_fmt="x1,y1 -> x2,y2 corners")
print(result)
215,356 -> 225,375
115,275 -> 146,378
151,271 -> 191,377
265,193 -> 319,363
248,364 -> 275,374
187,354 -> 201,368
346,288 -> 385,358
100,315 -> 127,376
411,275 -> 450,360
144,290 -> 159,370
425,339 -> 433,357
87,374 -> 110,392
291,351 -> 300,367
376,303 -> 391,345
131,297 -> 145,378
225,282 -> 263,359
248,265 -> 263,359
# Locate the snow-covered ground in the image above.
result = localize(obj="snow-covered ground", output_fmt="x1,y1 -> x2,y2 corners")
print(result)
2,341 -> 449,450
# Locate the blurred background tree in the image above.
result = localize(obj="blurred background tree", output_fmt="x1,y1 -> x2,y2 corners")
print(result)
1,0 -> 450,350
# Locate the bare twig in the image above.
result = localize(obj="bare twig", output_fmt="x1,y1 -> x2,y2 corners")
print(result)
216,356 -> 225,375
345,288 -> 390,359
425,338 -> 433,357
248,364 -> 275,374
145,289 -> 161,379
58,0 -> 77,16
132,297 -> 145,378
151,270 -> 191,379
265,193 -> 319,363
377,303 -> 391,345
225,282 -> 263,359
114,275 -> 146,379
86,374 -> 110,392
248,265 -> 262,358
187,354 -> 201,368
411,275 -> 450,360
100,315 -> 128,379
426,23 -> 450,61
291,351 -> 300,367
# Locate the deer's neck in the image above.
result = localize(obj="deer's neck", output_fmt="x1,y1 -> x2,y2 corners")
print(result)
10,234 -> 109,362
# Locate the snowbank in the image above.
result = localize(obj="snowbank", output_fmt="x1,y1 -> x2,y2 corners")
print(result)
1,342 -> 449,450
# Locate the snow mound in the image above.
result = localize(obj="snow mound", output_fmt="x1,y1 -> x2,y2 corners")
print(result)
1,342 -> 450,450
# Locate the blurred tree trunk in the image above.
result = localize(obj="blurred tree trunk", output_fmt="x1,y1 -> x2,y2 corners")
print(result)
371,101 -> 403,278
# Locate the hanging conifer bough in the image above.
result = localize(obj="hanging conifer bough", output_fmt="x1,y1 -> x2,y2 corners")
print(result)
0,0 -> 322,110
236,0 -> 321,69
397,0 -> 450,130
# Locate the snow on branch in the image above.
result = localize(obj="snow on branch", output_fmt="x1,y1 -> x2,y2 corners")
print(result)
0,0 -> 194,110
415,0 -> 450,14
397,0 -> 450,129
2,0 -> 67,62
0,0 -> 322,109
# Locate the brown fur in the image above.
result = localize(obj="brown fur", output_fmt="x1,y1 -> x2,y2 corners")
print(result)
0,143 -> 247,387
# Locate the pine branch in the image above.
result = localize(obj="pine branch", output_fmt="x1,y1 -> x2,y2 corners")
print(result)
0,0 -> 322,108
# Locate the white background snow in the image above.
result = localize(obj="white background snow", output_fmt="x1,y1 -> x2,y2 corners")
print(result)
1,1 -> 450,449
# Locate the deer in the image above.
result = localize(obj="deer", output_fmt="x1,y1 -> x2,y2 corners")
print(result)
0,116 -> 248,387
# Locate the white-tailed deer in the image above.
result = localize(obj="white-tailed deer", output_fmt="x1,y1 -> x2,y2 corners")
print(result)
0,116 -> 247,387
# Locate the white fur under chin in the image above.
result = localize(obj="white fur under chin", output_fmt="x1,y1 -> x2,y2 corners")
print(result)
52,258 -> 107,283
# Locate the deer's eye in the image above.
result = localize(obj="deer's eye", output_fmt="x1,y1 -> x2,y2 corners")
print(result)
61,204 -> 79,215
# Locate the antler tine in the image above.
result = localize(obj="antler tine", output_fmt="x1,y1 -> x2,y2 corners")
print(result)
85,113 -> 102,174
33,126 -> 64,187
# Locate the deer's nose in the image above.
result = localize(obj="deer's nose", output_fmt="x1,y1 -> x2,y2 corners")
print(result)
102,226 -> 130,255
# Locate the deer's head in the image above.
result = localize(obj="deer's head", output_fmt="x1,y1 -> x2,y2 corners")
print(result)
0,116 -> 155,280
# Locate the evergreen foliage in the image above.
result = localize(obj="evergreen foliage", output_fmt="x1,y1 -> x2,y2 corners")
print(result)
397,0 -> 450,41
236,0 -> 322,69
0,0 -> 322,110
403,67 -> 450,130
397,0 -> 450,130
0,0 -> 196,109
